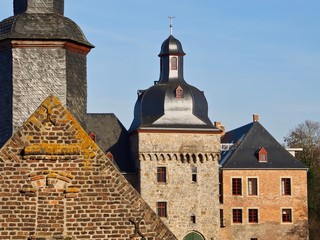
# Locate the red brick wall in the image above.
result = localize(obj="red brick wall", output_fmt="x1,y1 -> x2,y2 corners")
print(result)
220,169 -> 308,240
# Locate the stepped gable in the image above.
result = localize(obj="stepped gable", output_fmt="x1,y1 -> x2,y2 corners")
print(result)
0,96 -> 176,240
220,121 -> 307,169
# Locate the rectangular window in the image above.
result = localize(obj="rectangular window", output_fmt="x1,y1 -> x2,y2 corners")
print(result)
232,178 -> 242,195
232,209 -> 242,223
192,166 -> 197,182
157,202 -> 167,218
248,209 -> 259,223
281,178 -> 291,195
248,178 -> 258,196
282,209 -> 292,223
157,167 -> 166,183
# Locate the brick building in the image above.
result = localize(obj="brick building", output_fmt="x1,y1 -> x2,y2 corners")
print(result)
0,0 -> 308,239
219,115 -> 308,239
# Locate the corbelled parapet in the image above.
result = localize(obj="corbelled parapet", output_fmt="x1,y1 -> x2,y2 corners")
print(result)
14,0 -> 64,15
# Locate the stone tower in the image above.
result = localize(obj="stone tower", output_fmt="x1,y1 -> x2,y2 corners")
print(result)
0,0 -> 94,146
129,34 -> 222,240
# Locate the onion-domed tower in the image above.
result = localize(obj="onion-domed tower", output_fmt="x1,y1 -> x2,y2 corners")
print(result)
129,31 -> 222,240
0,0 -> 94,146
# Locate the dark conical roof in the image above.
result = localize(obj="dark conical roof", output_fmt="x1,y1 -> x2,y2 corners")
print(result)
159,35 -> 186,56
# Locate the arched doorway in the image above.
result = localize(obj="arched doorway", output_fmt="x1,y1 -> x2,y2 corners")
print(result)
183,231 -> 205,240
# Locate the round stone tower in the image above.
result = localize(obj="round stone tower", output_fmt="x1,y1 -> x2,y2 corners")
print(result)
0,0 -> 94,146
129,33 -> 222,240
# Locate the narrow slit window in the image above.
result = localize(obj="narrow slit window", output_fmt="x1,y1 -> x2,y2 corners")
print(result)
192,166 -> 197,182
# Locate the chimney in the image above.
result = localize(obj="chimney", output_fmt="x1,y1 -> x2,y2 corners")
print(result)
215,121 -> 225,136
253,114 -> 259,122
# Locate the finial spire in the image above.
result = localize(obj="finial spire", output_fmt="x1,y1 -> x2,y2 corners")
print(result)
168,16 -> 175,35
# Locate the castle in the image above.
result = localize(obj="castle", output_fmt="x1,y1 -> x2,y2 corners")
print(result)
0,1 -> 308,239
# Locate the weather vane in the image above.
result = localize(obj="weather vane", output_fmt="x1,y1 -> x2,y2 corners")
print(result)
168,16 -> 176,35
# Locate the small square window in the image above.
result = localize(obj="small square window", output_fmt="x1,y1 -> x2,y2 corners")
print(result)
248,178 -> 258,196
157,167 -> 166,183
232,209 -> 242,223
248,209 -> 258,223
282,209 -> 292,223
232,178 -> 242,195
157,202 -> 167,218
281,178 -> 291,195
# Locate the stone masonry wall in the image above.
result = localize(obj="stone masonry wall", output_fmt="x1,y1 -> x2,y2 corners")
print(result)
0,96 -> 177,240
220,169 -> 308,240
0,47 -> 13,147
134,131 -> 221,240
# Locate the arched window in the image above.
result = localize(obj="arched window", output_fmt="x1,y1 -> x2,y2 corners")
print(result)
183,232 -> 205,240
171,57 -> 177,70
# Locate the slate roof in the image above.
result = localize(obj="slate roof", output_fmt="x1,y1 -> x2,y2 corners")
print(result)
129,35 -> 218,132
0,13 -> 93,48
220,121 -> 307,169
86,113 -> 134,173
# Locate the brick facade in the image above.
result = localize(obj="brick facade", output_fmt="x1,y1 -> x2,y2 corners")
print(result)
0,96 -> 177,240
220,169 -> 308,240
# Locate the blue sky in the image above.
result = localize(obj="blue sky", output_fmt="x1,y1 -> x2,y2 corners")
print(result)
1,1 -> 320,143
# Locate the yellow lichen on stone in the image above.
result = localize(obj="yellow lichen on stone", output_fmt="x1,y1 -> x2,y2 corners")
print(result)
24,143 -> 81,155
65,188 -> 80,193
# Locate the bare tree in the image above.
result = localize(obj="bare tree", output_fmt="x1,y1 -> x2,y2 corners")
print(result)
285,120 -> 320,240
284,120 -> 320,168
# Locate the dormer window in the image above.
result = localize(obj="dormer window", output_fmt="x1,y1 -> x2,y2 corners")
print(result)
258,147 -> 267,162
171,57 -> 177,70
175,86 -> 184,98
89,132 -> 96,142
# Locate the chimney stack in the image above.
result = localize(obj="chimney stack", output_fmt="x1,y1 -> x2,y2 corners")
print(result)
253,114 -> 259,122
214,121 -> 225,136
